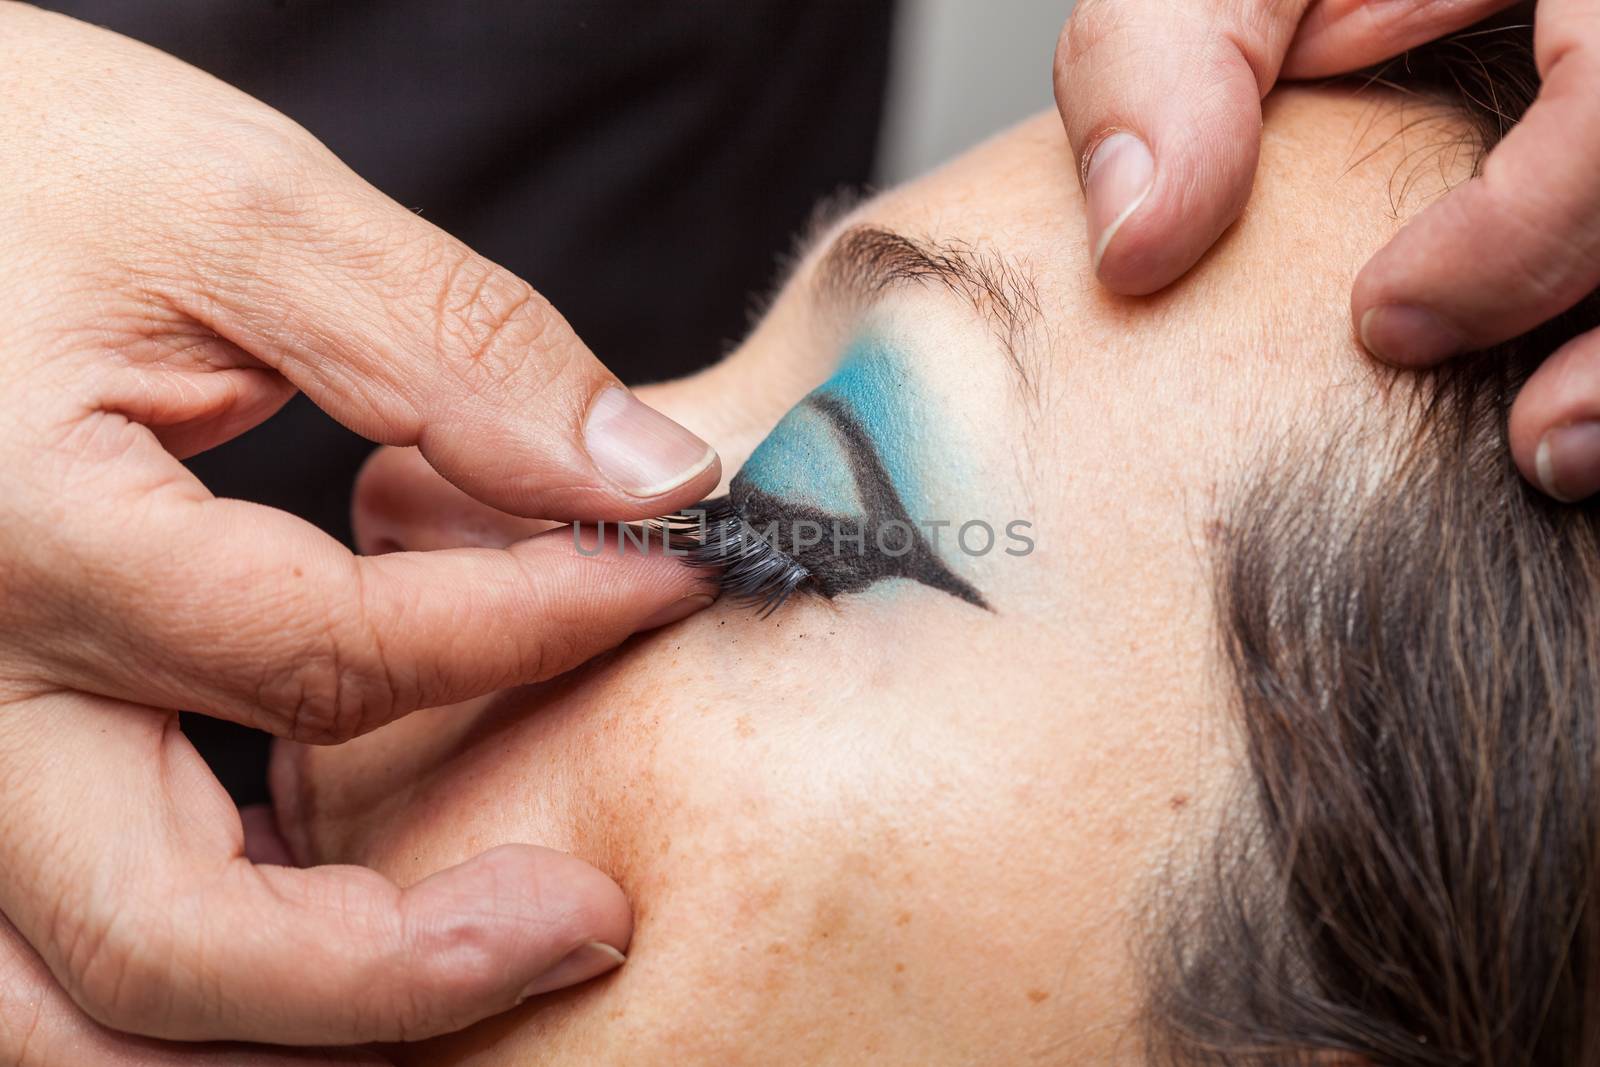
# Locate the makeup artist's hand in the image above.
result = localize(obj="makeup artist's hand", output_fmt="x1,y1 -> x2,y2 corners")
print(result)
0,896 -> 392,1065
1054,0 -> 1600,499
0,4 -> 720,1059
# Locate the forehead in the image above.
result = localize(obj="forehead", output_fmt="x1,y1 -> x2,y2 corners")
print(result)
845,89 -> 1472,375
786,94 -> 1469,537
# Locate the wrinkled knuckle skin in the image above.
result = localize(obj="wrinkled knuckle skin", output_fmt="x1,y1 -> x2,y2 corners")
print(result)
388,911 -> 510,1041
56,905 -> 175,1036
252,607 -> 425,742
0,492 -> 64,693
531,629 -> 580,683
428,244 -> 573,397
254,645 -> 413,745
184,112 -> 330,227
0,563 -> 32,693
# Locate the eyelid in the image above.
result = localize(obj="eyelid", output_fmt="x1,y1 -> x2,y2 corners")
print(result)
706,365 -> 987,613
809,225 -> 1045,409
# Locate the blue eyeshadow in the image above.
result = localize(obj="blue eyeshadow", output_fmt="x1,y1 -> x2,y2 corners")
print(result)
732,401 -> 866,519
715,333 -> 987,610
736,336 -> 929,519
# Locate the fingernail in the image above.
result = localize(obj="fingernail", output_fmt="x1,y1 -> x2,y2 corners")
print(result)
637,593 -> 715,632
1358,304 -> 1464,365
1084,131 -> 1154,273
584,387 -> 716,498
518,941 -> 627,1002
1536,422 -> 1600,502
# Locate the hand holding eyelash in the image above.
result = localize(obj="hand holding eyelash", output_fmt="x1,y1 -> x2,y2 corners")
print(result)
1054,0 -> 1600,500
0,5 -> 726,1056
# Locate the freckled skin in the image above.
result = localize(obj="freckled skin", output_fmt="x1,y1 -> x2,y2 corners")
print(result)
291,605 -> 1154,1064
280,91 -> 1470,1065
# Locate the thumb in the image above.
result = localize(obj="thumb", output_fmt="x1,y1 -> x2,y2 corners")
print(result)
0,695 -> 632,1045
167,131 -> 718,521
1054,0 -> 1312,294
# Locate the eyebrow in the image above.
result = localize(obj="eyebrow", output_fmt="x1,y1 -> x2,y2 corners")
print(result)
809,224 -> 1046,408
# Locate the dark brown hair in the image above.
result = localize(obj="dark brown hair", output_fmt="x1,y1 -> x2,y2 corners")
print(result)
1148,7 -> 1600,1064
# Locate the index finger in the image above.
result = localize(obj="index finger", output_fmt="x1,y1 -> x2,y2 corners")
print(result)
1352,0 -> 1600,364
15,435 -> 715,742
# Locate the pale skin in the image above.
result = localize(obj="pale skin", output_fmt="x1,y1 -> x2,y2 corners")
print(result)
0,1 -> 1594,1062
277,87 -> 1472,1065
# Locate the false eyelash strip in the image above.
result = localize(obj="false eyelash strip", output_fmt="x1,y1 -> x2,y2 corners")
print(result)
658,498 -> 813,617
658,388 -> 989,617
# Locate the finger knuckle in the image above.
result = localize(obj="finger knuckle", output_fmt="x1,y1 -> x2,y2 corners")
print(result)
0,557 -> 36,680
57,901 -> 174,1034
259,652 -> 380,745
0,490 -> 86,682
259,654 -> 361,744
525,627 -> 571,682
426,244 -> 573,396
185,112 -> 328,225
254,603 -> 416,744
390,913 -> 509,1039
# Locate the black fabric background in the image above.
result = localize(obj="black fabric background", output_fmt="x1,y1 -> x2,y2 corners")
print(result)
35,1 -> 894,803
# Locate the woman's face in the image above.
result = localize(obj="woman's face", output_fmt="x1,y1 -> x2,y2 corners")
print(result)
275,90 -> 1468,1064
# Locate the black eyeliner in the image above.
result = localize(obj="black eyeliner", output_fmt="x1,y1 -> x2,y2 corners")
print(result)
666,394 -> 988,614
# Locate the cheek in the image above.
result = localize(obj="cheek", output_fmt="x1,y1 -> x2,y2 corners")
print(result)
279,605 -> 871,880
287,605 -> 1215,1064
403,657 -> 1100,1064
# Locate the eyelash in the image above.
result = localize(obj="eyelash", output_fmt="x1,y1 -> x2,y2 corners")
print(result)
660,497 -> 814,617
